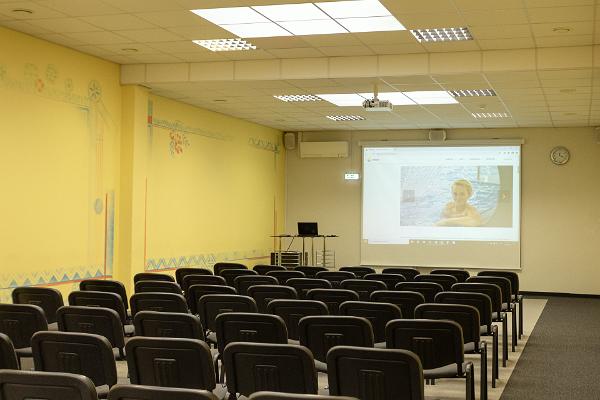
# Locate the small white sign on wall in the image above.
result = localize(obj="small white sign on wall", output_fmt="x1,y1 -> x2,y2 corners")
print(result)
344,173 -> 360,180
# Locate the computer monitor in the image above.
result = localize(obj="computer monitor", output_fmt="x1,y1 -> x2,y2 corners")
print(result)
297,222 -> 318,237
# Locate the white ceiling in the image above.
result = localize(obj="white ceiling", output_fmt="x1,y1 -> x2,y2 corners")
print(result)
3,0 -> 600,130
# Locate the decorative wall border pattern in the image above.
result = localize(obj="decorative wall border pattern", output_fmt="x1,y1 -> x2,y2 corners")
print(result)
145,249 -> 271,271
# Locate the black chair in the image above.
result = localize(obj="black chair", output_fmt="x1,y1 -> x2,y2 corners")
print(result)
56,306 -> 126,359
220,269 -> 258,286
294,266 -> 328,278
186,285 -> 237,315
415,304 -> 488,400
108,384 -> 218,400
0,303 -> 48,362
175,268 -> 212,286
214,262 -> 247,275
0,333 -> 19,370
381,267 -> 420,281
298,315 -> 374,372
315,271 -> 355,288
12,287 -> 64,325
80,280 -> 129,315
340,279 -> 386,301
306,289 -> 359,315
339,266 -> 376,278
68,291 -> 130,334
266,270 -> 306,284
327,346 -> 424,400
414,274 -> 458,291
247,285 -> 298,313
250,394 -> 357,400
267,299 -> 329,341
135,280 -> 183,294
134,311 -> 204,340
253,264 -> 286,275
0,370 -> 98,400
32,331 -> 117,398
133,273 -> 174,284
197,294 -> 258,342
478,270 -> 524,339
130,293 -> 188,316
234,275 -> 278,296
182,275 -> 227,292
126,337 -> 216,391
395,282 -> 444,303
431,269 -> 470,283
386,319 -> 475,400
287,278 -> 332,299
370,291 -> 426,319
363,273 -> 406,290
223,343 -> 318,399
339,301 -> 402,345
215,312 -> 288,355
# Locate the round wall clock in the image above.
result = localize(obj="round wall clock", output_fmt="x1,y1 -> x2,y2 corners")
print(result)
550,146 -> 570,165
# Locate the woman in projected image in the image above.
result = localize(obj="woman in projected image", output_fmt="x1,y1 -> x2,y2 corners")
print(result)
436,179 -> 483,227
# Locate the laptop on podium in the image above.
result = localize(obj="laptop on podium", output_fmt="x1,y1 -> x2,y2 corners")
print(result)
297,222 -> 318,237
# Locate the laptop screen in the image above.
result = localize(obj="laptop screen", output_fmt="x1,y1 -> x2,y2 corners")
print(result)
297,222 -> 318,236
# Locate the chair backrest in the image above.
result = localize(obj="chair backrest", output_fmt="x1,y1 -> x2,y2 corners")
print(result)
215,312 -> 288,354
478,271 -> 520,296
253,264 -> 286,275
414,303 -> 480,346
234,275 -> 279,296
197,294 -> 258,332
363,273 -> 406,290
80,280 -> 129,311
32,331 -> 117,388
185,284 -> 237,315
294,266 -> 328,278
12,287 -> 64,324
133,273 -> 174,284
385,319 -> 464,372
0,303 -> 48,349
315,271 -> 356,288
266,270 -> 306,284
381,268 -> 420,281
431,269 -> 470,283
250,393 -> 358,400
467,276 -> 512,305
125,337 -> 216,390
339,279 -> 386,301
0,332 -> 19,370
452,282 -> 503,316
68,290 -> 127,323
130,293 -> 188,316
339,301 -> 402,343
133,311 -> 204,340
247,285 -> 298,313
327,346 -> 424,400
306,289 -> 359,315
181,275 -> 226,292
435,291 -> 493,331
414,274 -> 458,291
298,316 -> 374,362
108,384 -> 218,400
56,306 -> 125,350
370,291 -> 425,319
135,280 -> 183,295
214,262 -> 247,275
394,282 -> 444,303
267,299 -> 329,340
220,269 -> 258,286
175,268 -> 212,286
0,370 -> 98,400
339,266 -> 376,278
287,278 -> 332,299
223,343 -> 318,398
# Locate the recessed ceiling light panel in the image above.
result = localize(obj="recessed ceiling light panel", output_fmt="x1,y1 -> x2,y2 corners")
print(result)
193,38 -> 257,51
220,22 -> 292,38
449,89 -> 497,97
274,94 -> 323,102
279,19 -> 346,35
336,16 -> 404,33
411,27 -> 472,42
253,3 -> 329,22
326,115 -> 366,121
317,93 -> 366,106
191,7 -> 268,24
315,0 -> 391,18
471,112 -> 510,118
403,91 -> 458,104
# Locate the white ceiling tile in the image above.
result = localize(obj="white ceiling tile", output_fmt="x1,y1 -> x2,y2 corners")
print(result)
102,0 -> 185,12
127,53 -> 183,63
531,21 -> 593,37
117,28 -> 185,42
383,0 -> 457,14
453,0 -> 526,11
524,0 -> 593,7
135,10 -> 203,27
535,35 -> 593,47
219,49 -> 276,60
367,43 -> 426,54
301,34 -> 363,47
353,31 -> 415,45
249,36 -> 310,49
0,19 -> 53,33
527,6 -> 593,24
462,9 -> 529,26
399,13 -> 467,29
318,45 -> 374,57
477,38 -> 535,50
148,40 -> 201,53
421,41 -> 481,53
267,47 -> 324,58
62,30 -> 131,44
0,1 -> 65,18
42,32 -> 87,46
166,25 -> 234,40
469,25 -> 532,40
81,14 -> 156,30
97,42 -> 163,54
28,17 -> 101,32
37,0 -> 121,16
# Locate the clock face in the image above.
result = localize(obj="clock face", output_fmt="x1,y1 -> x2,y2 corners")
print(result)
550,146 -> 570,165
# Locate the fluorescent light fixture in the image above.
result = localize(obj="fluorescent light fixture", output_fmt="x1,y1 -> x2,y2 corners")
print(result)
193,38 -> 257,51
317,93 -> 366,106
315,0 -> 391,18
220,22 -> 292,38
191,7 -> 268,24
411,27 -> 472,42
403,91 -> 458,105
472,112 -> 510,118
326,115 -> 366,121
252,3 -> 329,22
337,16 -> 405,32
359,92 -> 415,105
274,94 -> 322,102
279,19 -> 346,35
449,89 -> 496,97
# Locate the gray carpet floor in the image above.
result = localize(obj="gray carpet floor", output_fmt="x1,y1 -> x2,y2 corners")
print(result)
501,297 -> 600,400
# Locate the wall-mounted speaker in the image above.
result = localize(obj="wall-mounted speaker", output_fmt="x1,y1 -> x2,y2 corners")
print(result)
428,129 -> 447,141
284,132 -> 296,150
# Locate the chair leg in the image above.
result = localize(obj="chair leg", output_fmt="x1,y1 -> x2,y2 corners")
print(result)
511,307 -> 517,352
519,297 -> 524,339
480,342 -> 488,400
502,313 -> 508,366
118,348 -> 125,361
431,378 -> 436,385
492,326 -> 498,387
465,362 -> 475,400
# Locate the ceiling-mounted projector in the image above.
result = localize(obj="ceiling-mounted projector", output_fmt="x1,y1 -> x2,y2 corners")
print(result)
362,98 -> 393,112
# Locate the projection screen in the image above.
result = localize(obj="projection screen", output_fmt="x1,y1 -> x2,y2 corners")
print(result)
361,143 -> 521,270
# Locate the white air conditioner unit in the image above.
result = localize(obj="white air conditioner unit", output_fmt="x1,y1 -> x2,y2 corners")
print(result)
299,141 -> 348,158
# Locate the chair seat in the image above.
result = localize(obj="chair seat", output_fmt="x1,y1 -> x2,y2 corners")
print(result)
15,347 -> 32,357
288,338 -> 300,345
48,322 -> 59,331
374,342 -> 386,349
502,303 -> 511,311
424,362 -> 469,379
124,324 -> 135,336
315,359 -> 327,373
492,312 -> 501,320
480,325 -> 491,335
97,385 -> 109,399
464,342 -> 475,353
206,331 -> 217,344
